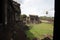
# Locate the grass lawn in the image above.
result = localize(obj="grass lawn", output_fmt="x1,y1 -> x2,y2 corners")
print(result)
26,23 -> 53,40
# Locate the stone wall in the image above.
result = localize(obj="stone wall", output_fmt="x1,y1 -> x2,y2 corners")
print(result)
0,0 -> 27,40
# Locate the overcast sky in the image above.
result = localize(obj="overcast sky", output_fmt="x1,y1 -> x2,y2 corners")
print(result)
14,0 -> 55,17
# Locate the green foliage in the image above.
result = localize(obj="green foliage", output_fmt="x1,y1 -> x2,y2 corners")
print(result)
21,14 -> 27,18
40,16 -> 54,21
20,14 -> 27,20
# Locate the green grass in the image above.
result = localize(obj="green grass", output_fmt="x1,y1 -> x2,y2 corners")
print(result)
26,23 -> 53,40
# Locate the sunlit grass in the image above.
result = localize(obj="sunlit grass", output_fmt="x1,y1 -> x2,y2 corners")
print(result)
26,23 -> 53,40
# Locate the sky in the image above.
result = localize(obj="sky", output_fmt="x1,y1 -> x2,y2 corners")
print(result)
14,0 -> 55,17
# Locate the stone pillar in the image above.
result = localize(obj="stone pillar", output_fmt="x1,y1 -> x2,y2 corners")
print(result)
0,0 -> 10,40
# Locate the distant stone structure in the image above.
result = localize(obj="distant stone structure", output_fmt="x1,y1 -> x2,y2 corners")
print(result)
29,15 -> 40,24
25,15 -> 41,24
22,15 -> 41,24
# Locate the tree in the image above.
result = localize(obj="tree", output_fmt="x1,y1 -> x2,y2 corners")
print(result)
46,11 -> 48,14
20,14 -> 27,21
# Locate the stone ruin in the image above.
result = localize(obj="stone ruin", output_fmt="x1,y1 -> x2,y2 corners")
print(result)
0,0 -> 28,40
28,15 -> 41,24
